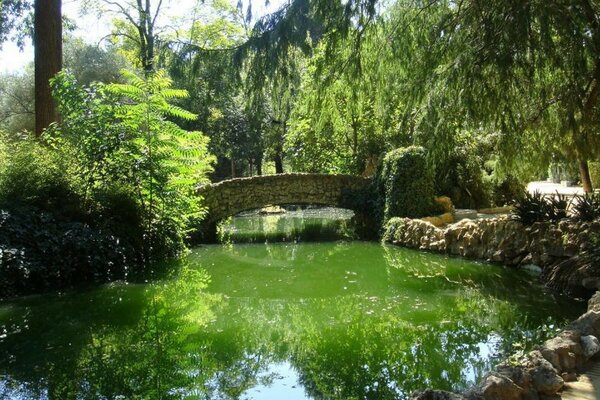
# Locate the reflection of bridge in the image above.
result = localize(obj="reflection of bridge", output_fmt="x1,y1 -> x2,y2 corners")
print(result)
196,173 -> 372,242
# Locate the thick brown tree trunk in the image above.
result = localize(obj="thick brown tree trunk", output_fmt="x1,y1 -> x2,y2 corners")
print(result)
34,0 -> 62,136
579,158 -> 593,192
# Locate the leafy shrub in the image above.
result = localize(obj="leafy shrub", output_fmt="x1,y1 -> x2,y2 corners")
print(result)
492,175 -> 525,207
0,206 -> 135,298
511,191 -> 551,225
51,70 -> 215,261
434,150 -> 490,209
572,193 -> 600,222
0,135 -> 81,216
0,70 -> 216,298
376,146 -> 436,221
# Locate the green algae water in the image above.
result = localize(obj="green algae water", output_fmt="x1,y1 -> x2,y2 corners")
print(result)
0,212 -> 586,399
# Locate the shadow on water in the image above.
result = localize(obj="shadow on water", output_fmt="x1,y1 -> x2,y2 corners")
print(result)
0,209 -> 587,399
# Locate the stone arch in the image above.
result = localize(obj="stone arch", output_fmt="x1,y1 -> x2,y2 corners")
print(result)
196,173 -> 373,242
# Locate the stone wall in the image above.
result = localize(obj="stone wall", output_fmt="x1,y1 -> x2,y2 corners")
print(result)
198,173 -> 371,222
383,216 -> 599,268
411,292 -> 600,400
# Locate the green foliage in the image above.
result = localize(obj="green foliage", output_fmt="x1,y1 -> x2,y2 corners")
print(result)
0,135 -> 78,213
434,149 -> 490,209
492,176 -> 525,207
511,191 -> 549,225
63,37 -> 130,85
546,193 -> 572,223
105,70 -> 215,252
0,69 -> 216,297
0,67 -> 34,133
376,146 -> 436,221
511,191 -> 572,225
0,136 -> 138,297
572,193 -> 600,222
50,70 -> 215,261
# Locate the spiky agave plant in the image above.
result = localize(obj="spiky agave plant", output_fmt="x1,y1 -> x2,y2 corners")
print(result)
511,190 -> 550,225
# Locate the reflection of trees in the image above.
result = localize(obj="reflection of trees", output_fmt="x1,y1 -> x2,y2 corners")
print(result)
0,244 -> 584,399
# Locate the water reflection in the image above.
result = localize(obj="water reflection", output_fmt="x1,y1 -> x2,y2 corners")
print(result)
219,207 -> 357,243
0,242 -> 585,399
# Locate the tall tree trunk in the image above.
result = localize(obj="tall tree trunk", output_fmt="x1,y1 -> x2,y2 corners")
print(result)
230,158 -> 235,178
34,0 -> 62,136
256,156 -> 263,176
579,158 -> 593,192
274,154 -> 284,174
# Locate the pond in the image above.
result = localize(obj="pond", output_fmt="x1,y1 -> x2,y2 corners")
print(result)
0,209 -> 585,399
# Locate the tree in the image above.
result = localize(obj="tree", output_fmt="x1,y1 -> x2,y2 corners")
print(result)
0,0 -> 32,48
0,67 -> 35,133
34,0 -> 62,135
91,0 -> 168,74
249,0 -> 600,190
63,37 -> 130,85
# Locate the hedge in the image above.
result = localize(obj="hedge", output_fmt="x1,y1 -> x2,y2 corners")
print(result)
376,146 -> 437,220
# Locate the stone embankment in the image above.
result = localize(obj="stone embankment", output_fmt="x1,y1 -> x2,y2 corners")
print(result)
411,292 -> 600,400
383,216 -> 600,296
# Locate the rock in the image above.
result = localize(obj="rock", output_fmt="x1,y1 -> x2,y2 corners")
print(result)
410,389 -> 466,400
589,291 -> 600,312
470,372 -> 523,400
496,364 -> 531,389
530,365 -> 564,395
570,311 -> 600,337
561,371 -> 577,382
539,330 -> 582,372
581,335 -> 600,358
528,350 -> 558,372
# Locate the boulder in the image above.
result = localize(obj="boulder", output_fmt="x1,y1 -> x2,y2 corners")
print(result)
410,389 -> 466,400
588,291 -> 600,312
529,366 -> 564,396
539,330 -> 582,372
570,311 -> 600,337
580,335 -> 600,358
469,372 -> 523,400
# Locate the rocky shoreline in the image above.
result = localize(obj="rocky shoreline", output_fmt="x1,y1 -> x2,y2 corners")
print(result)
383,216 -> 600,297
382,215 -> 600,399
411,292 -> 600,400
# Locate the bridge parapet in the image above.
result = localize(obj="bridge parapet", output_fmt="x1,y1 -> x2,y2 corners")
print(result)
198,173 -> 372,222
196,173 -> 372,241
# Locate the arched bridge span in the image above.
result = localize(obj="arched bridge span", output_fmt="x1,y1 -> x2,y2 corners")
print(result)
196,173 -> 372,242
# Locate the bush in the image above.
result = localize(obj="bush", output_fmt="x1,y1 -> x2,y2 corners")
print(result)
434,150 -> 490,209
0,136 -> 81,216
376,146 -> 437,220
511,191 -> 574,225
492,175 -> 525,207
572,193 -> 600,222
0,70 -> 216,298
511,191 -> 550,225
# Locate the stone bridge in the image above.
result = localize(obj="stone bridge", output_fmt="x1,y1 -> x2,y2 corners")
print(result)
196,173 -> 373,242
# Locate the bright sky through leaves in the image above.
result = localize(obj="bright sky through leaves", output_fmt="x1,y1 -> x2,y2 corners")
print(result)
0,0 -> 285,73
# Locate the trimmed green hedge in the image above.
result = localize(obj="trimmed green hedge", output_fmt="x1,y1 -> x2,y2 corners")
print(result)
590,161 -> 600,189
377,146 -> 437,220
